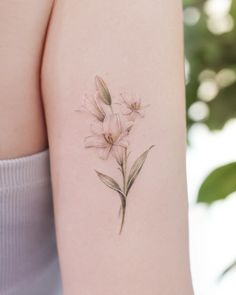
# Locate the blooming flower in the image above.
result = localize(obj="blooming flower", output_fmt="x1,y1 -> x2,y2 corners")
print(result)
84,114 -> 133,160
77,76 -> 154,234
119,94 -> 148,121
77,93 -> 107,121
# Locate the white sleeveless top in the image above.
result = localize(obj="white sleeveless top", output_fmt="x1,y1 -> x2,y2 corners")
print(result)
0,149 -> 62,295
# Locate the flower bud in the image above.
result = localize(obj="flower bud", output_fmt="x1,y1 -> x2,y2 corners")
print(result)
95,75 -> 112,105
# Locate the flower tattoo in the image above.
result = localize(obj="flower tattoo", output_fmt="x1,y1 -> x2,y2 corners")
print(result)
76,76 -> 154,234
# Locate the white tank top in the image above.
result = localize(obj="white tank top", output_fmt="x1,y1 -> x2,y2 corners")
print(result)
0,149 -> 62,295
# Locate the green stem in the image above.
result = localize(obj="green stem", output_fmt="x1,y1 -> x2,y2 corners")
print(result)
110,104 -> 114,114
118,148 -> 128,217
119,197 -> 126,234
122,148 -> 128,194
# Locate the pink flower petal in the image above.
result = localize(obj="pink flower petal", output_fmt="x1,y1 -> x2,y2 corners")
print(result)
84,135 -> 108,148
120,93 -> 131,105
102,115 -> 110,135
83,94 -> 105,121
103,114 -> 122,141
138,109 -> 145,117
119,93 -> 147,121
120,103 -> 132,115
117,139 -> 129,148
90,121 -> 103,135
129,111 -> 139,121
123,120 -> 133,131
112,146 -> 125,164
97,146 -> 111,160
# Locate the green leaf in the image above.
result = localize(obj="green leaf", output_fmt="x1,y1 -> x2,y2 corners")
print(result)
126,145 -> 154,195
183,0 -> 198,6
95,170 -> 124,196
197,162 -> 236,204
220,260 -> 236,279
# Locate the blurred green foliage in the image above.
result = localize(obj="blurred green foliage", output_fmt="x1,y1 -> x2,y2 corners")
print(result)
184,0 -> 236,204
184,0 -> 236,130
183,0 -> 236,276
197,162 -> 236,203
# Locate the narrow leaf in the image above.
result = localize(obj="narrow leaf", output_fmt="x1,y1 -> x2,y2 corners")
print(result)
219,260 -> 236,280
95,170 -> 124,196
126,145 -> 154,194
197,162 -> 236,204
95,76 -> 112,105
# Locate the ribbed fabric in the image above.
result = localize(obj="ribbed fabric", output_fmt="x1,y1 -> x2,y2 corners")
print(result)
0,149 -> 62,295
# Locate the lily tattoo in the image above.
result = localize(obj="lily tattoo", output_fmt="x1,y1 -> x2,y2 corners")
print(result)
76,76 -> 154,234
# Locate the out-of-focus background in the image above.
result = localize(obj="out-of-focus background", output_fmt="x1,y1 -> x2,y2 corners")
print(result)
183,0 -> 236,294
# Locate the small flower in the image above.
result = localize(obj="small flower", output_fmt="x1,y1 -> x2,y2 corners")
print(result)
119,93 -> 149,121
95,76 -> 112,105
84,114 -> 133,160
77,93 -> 107,121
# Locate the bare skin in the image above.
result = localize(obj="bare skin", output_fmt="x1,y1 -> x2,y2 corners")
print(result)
1,0 -> 194,294
42,1 -> 194,294
0,0 -> 54,159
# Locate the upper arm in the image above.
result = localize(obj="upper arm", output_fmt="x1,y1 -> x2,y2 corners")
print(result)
41,1 -> 193,294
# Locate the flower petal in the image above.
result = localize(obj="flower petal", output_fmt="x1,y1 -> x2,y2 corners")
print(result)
97,146 -> 111,160
112,146 -> 125,164
120,93 -> 132,105
120,103 -> 132,115
117,137 -> 129,148
129,111 -> 138,121
138,109 -> 145,117
103,114 -> 122,140
90,121 -> 103,135
83,94 -> 105,121
123,120 -> 133,132
84,135 -> 108,148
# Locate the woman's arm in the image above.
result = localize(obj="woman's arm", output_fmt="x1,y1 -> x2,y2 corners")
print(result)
42,0 -> 194,294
